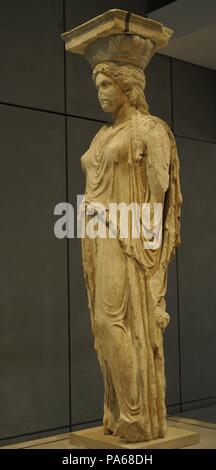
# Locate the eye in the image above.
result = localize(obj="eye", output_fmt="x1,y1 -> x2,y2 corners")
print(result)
96,79 -> 112,91
102,81 -> 111,88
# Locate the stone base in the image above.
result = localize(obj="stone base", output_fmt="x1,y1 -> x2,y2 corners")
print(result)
70,425 -> 199,449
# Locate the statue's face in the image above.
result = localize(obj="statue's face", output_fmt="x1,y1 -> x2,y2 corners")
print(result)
95,72 -> 128,113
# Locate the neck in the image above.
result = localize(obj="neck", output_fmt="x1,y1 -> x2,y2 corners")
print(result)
112,103 -> 136,127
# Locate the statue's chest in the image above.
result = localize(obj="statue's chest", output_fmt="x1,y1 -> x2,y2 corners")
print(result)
81,127 -> 130,176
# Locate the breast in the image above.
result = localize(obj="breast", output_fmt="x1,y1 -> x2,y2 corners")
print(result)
81,124 -> 129,184
81,148 -> 92,174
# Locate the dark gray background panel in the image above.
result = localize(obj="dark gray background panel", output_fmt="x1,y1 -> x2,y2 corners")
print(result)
176,137 -> 216,403
181,397 -> 216,414
165,256 -> 180,406
0,0 -> 64,112
67,116 -> 104,424
172,60 -> 216,142
180,403 -> 216,423
148,0 -> 176,11
145,54 -> 172,126
0,105 -> 69,438
65,0 -> 148,31
66,53 -> 106,121
65,0 -> 148,120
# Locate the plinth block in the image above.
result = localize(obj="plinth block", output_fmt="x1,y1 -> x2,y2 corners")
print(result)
70,425 -> 199,449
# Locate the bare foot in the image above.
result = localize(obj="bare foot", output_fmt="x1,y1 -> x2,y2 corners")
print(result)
114,419 -> 151,443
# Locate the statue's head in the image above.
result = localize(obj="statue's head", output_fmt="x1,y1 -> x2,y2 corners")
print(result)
94,67 -> 128,114
62,10 -> 173,118
62,11 -> 173,116
92,62 -> 149,115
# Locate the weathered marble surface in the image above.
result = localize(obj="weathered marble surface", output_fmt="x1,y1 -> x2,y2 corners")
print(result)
62,9 -> 182,444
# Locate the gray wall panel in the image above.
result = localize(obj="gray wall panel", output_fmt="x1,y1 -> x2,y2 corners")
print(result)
145,54 -> 172,126
0,0 -> 64,112
176,137 -> 216,402
173,60 -> 216,142
0,105 -> 69,438
65,0 -> 148,30
165,257 -> 181,406
67,117 -> 104,423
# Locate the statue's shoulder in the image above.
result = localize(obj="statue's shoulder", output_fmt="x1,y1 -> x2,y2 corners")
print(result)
91,124 -> 109,142
136,111 -> 171,137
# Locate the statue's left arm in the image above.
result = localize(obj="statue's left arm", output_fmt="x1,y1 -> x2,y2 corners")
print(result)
145,121 -> 171,201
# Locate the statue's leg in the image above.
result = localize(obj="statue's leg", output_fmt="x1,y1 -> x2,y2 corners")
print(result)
94,238 -> 150,442
148,269 -> 169,438
83,235 -> 120,434
99,352 -> 120,434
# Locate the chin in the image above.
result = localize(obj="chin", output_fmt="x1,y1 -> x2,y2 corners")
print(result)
101,105 -> 111,113
99,102 -> 112,113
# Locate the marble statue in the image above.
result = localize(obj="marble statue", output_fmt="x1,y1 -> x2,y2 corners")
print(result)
62,10 -> 182,443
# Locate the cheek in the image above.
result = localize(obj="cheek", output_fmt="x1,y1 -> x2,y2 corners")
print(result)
113,90 -> 127,107
107,88 -> 123,103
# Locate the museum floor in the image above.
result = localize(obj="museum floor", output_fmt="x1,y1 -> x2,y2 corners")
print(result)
1,405 -> 216,449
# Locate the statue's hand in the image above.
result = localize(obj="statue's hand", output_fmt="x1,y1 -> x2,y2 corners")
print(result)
155,306 -> 170,330
77,196 -> 90,222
